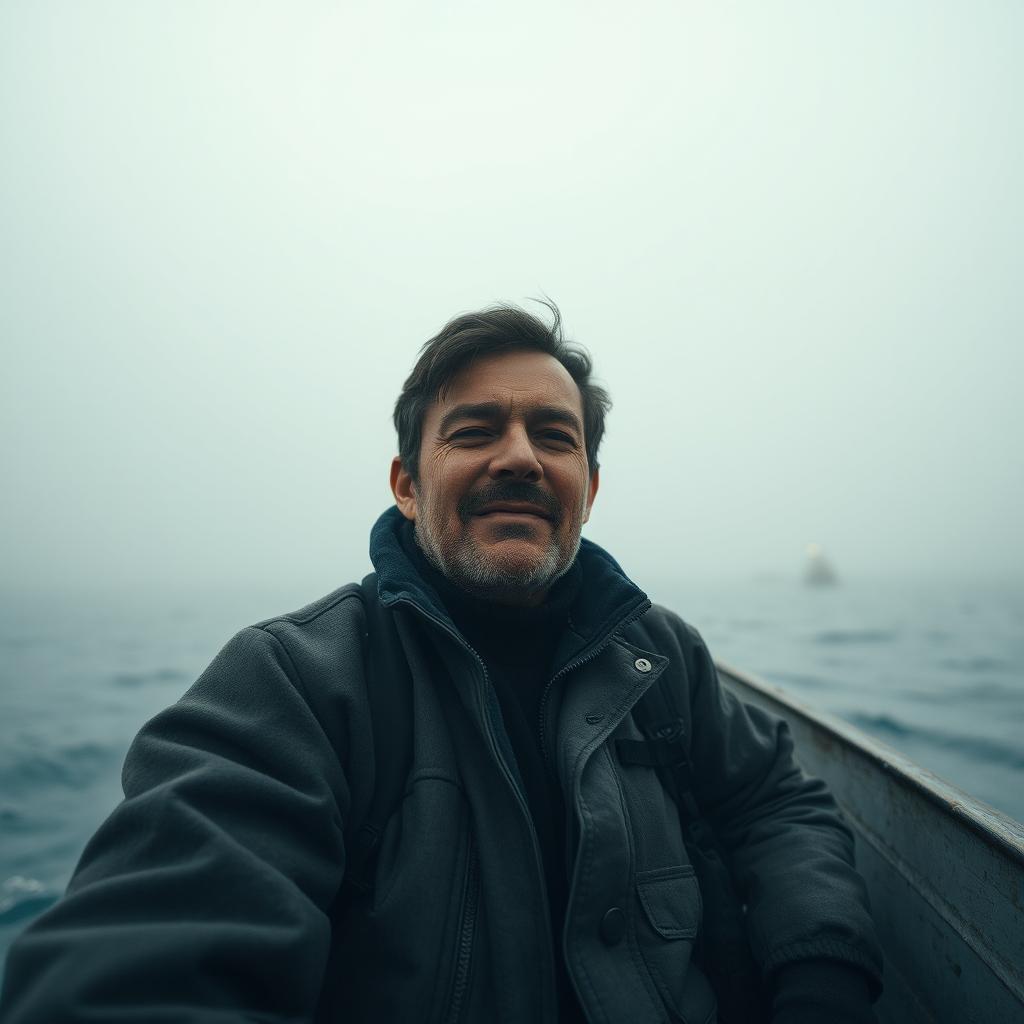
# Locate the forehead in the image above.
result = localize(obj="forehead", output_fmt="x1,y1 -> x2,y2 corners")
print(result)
432,349 -> 584,420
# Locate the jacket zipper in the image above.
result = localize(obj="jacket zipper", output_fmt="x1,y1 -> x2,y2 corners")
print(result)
445,836 -> 480,1024
392,600 -> 561,1009
392,594 -> 652,1022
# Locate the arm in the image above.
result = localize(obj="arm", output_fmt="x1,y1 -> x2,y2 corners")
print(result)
681,625 -> 883,995
0,626 -> 350,1023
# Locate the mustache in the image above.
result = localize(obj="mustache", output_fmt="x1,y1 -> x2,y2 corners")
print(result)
459,482 -> 562,522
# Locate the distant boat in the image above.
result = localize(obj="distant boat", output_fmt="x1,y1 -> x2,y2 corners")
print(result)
718,662 -> 1024,1024
803,543 -> 838,586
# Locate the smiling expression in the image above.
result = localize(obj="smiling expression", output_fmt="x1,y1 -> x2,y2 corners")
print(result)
390,348 -> 599,605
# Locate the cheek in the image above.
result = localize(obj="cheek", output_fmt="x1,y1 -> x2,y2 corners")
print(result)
559,463 -> 592,507
419,464 -> 472,519
425,447 -> 473,484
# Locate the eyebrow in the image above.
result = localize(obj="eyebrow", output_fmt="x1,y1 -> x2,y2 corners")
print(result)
438,402 -> 583,436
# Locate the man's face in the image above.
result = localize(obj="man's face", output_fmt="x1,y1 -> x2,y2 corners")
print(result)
391,349 -> 599,605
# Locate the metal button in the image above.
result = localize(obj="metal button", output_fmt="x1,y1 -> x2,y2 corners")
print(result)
600,906 -> 626,946
634,657 -> 652,673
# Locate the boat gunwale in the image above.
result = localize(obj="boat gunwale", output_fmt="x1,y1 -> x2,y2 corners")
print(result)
715,658 -> 1024,864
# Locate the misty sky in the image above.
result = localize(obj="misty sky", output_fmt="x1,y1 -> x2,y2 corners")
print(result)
2,2 -> 1021,593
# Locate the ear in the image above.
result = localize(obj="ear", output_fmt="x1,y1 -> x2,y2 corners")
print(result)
582,468 -> 599,524
390,456 -> 418,521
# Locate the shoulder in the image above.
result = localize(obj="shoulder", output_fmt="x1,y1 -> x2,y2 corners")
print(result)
200,582 -> 374,717
249,581 -> 369,652
254,581 -> 367,630
621,601 -> 707,656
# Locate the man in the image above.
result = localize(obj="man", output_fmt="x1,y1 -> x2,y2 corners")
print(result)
0,303 -> 882,1023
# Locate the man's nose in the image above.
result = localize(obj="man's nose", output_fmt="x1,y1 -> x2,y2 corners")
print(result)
488,425 -> 543,480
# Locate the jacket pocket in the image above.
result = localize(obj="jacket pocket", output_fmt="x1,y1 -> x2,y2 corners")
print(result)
637,864 -> 701,940
634,865 -> 716,1024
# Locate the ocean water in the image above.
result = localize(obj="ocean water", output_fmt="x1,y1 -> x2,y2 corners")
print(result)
1,577 -> 1022,977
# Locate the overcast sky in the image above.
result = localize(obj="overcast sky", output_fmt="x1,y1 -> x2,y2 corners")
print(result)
2,2 -> 1021,594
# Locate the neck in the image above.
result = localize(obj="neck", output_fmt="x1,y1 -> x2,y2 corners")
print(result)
445,579 -> 551,608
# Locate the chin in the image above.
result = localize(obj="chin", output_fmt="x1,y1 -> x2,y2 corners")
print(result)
482,536 -> 556,567
456,542 -> 564,593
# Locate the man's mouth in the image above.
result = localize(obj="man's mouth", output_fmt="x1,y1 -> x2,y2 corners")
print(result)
474,502 -> 550,520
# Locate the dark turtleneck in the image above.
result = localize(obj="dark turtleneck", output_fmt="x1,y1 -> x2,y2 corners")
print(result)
398,521 -> 586,1023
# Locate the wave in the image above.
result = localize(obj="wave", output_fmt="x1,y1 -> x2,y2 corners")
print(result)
904,680 -> 1023,706
766,671 -> 828,690
0,742 -> 118,792
111,667 -> 188,689
936,656 -> 1012,674
847,712 -> 1024,770
813,629 -> 899,646
0,807 -> 30,834
0,877 -> 58,925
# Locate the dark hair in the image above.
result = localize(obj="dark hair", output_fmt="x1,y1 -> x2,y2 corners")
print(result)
394,300 -> 611,482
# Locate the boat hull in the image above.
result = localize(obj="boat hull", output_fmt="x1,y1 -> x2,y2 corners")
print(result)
717,661 -> 1024,1024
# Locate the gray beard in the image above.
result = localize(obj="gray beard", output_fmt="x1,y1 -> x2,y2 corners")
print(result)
413,514 -> 581,603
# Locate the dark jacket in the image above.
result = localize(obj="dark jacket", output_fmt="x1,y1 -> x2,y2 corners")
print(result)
0,508 -> 882,1023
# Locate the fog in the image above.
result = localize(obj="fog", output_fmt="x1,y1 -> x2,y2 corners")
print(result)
3,2 -> 1021,596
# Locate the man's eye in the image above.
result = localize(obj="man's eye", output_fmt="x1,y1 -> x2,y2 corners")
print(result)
541,430 -> 576,445
451,428 -> 492,441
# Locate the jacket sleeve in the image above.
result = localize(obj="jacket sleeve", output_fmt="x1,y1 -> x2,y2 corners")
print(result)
0,626 -> 351,1024
680,623 -> 883,993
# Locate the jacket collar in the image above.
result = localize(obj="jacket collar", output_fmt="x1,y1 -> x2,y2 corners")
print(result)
368,506 -> 650,667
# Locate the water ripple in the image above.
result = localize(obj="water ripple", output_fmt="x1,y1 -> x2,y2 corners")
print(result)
848,713 -> 1024,770
936,655 -> 1011,673
0,876 -> 58,925
111,667 -> 188,689
813,629 -> 899,646
766,671 -> 828,690
905,680 -> 1021,705
0,742 -> 117,791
